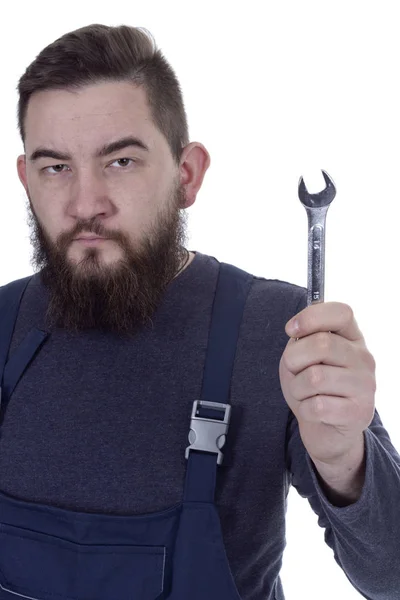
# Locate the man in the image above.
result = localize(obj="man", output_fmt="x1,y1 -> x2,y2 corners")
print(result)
0,23 -> 398,600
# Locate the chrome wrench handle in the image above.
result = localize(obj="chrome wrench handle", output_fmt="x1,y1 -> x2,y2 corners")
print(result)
295,170 -> 337,341
306,206 -> 329,306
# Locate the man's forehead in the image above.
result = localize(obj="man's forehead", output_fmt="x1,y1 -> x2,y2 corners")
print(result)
24,87 -> 160,156
26,83 -> 152,135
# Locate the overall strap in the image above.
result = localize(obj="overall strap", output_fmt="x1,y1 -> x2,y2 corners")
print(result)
0,277 -> 48,413
184,262 -> 253,502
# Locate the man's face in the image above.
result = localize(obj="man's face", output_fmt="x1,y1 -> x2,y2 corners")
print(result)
17,81 -> 208,338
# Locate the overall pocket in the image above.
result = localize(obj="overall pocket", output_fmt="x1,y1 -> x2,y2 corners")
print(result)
0,523 -> 166,600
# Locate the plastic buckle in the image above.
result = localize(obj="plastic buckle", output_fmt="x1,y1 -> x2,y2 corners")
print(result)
185,400 -> 231,466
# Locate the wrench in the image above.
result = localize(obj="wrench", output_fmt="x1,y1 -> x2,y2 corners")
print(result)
295,170 -> 337,341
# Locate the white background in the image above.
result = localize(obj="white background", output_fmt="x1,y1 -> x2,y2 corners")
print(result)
1,2 -> 398,598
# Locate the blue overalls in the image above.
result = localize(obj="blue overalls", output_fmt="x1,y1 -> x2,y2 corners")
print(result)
0,262 -> 254,599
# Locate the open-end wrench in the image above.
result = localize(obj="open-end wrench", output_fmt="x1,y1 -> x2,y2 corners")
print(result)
295,170 -> 337,341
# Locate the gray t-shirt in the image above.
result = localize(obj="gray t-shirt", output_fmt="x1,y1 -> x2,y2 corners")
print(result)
0,251 -> 398,599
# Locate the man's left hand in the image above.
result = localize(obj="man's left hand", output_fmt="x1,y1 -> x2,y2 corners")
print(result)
279,301 -> 376,466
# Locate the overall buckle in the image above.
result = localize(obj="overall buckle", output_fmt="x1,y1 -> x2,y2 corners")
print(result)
185,400 -> 231,466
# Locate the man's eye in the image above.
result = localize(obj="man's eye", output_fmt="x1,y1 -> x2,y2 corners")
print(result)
110,158 -> 135,168
43,164 -> 67,174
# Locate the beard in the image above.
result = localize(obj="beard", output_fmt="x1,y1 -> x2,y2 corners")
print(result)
25,182 -> 189,339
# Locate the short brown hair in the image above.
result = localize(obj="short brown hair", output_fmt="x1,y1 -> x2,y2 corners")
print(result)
16,23 -> 190,165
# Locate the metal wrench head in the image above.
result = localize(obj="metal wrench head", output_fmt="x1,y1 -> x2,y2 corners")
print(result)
298,169 -> 336,208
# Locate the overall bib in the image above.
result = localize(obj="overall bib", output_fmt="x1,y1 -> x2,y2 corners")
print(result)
0,262 -> 253,600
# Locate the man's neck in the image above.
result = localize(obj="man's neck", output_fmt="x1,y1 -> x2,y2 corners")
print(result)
185,251 -> 195,270
172,250 -> 195,280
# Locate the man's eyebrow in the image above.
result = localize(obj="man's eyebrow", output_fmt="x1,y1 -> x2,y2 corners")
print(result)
28,136 -> 150,162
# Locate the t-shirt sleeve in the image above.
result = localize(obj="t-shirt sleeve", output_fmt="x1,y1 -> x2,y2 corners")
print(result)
284,290 -> 400,598
286,380 -> 400,598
